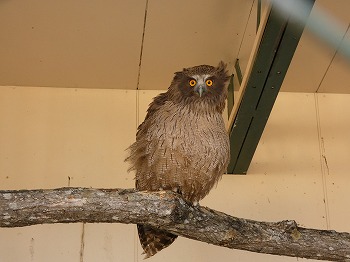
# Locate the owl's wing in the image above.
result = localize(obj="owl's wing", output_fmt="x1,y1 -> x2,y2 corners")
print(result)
136,92 -> 168,137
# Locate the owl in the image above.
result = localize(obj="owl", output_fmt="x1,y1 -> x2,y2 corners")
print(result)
126,61 -> 230,258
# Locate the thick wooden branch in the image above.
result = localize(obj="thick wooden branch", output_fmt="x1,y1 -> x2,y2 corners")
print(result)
1,188 -> 349,261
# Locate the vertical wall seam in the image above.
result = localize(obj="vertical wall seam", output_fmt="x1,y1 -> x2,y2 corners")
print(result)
133,91 -> 139,262
134,2 -> 149,259
314,93 -> 331,229
79,224 -> 85,262
136,90 -> 140,131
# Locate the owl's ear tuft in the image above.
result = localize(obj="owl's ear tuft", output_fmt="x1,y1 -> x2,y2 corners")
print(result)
172,71 -> 185,84
216,61 -> 230,82
217,61 -> 226,70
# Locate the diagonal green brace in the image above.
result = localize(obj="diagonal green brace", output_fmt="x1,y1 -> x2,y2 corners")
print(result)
228,0 -> 315,174
227,74 -> 235,115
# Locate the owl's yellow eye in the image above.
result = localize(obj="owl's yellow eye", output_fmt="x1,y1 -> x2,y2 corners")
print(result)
206,79 -> 213,87
189,79 -> 196,87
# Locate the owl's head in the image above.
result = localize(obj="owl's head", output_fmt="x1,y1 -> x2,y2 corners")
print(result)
169,61 -> 230,113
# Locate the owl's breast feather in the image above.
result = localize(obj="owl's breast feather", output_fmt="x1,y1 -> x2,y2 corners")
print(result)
150,102 -> 229,170
134,100 -> 229,202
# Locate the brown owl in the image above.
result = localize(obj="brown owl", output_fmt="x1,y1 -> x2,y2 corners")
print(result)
126,61 -> 230,258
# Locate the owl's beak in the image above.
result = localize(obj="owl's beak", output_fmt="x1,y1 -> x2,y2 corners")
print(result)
197,85 -> 207,97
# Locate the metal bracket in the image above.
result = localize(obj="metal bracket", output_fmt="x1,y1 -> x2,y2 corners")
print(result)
228,0 -> 315,174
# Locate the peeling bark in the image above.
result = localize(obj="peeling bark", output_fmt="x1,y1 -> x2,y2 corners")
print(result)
0,187 -> 349,261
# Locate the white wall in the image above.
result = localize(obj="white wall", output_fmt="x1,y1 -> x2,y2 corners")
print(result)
0,86 -> 349,261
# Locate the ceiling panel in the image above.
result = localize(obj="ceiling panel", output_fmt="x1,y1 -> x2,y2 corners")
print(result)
138,0 -> 255,90
318,27 -> 350,93
280,31 -> 336,93
236,0 -> 271,78
281,0 -> 350,93
0,0 -> 145,89
0,0 -> 348,93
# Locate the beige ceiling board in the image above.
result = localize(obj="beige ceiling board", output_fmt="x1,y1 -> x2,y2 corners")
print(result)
1,0 -> 348,93
236,0 -> 270,78
317,27 -> 350,93
234,1 -> 258,78
0,0 -> 145,89
281,0 -> 350,93
280,31 -> 336,93
138,0 -> 255,90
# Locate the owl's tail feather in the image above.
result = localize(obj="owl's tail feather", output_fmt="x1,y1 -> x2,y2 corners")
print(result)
137,224 -> 178,259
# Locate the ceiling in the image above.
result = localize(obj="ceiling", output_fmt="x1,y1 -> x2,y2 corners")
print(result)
0,0 -> 349,93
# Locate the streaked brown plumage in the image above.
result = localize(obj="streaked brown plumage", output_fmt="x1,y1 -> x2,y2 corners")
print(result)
126,61 -> 230,258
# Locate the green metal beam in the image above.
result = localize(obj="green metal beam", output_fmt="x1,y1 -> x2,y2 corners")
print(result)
234,59 -> 243,85
257,0 -> 261,32
228,0 -> 315,174
227,74 -> 235,116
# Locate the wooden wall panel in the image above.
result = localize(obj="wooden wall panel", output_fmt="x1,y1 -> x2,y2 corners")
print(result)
317,93 -> 350,232
0,87 -> 137,261
0,87 -> 349,261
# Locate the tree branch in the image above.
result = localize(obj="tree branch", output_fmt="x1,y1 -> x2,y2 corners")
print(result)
0,187 -> 349,261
